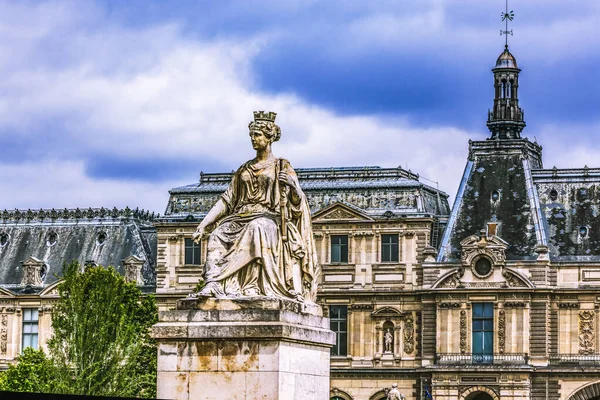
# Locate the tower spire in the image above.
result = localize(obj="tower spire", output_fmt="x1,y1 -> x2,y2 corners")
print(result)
486,0 -> 525,140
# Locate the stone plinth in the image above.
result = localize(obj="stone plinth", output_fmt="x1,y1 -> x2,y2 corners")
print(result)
152,297 -> 336,400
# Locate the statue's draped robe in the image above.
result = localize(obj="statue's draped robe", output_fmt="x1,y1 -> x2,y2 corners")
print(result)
202,158 -> 319,302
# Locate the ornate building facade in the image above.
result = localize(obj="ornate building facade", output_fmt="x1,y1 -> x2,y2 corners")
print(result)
0,208 -> 157,370
1,44 -> 600,400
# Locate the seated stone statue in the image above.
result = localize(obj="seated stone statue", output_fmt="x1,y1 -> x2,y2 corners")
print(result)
192,111 -> 319,303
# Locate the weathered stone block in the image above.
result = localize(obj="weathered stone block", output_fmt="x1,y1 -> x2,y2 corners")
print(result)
154,298 -> 335,400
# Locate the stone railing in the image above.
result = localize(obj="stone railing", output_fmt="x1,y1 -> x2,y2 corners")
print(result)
550,354 -> 600,365
0,207 -> 158,223
435,353 -> 529,365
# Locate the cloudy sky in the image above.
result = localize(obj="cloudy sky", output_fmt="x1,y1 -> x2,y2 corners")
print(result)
1,0 -> 598,214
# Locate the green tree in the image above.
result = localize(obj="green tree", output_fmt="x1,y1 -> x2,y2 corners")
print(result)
0,348 -> 60,393
48,261 -> 157,398
0,261 -> 157,397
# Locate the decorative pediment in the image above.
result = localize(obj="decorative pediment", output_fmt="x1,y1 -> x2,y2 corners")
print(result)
312,202 -> 373,222
40,279 -> 63,297
502,267 -> 535,289
0,287 -> 15,298
372,306 -> 404,319
432,266 -> 534,289
460,231 -> 508,267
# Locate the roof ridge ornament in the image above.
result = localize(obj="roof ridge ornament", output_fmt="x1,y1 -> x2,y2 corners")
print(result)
500,0 -> 514,48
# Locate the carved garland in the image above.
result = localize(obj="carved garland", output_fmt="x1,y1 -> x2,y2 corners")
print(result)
579,310 -> 595,355
498,309 -> 506,354
0,314 -> 7,355
404,315 -> 415,355
460,310 -> 467,354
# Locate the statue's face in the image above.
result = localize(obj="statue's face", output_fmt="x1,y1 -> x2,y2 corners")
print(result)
250,129 -> 270,150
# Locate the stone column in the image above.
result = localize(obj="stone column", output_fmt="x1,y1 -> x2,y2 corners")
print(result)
152,297 -> 336,400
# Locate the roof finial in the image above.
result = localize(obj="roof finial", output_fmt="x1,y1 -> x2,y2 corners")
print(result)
500,0 -> 514,49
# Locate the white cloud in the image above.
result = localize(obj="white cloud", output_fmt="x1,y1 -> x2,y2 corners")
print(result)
0,160 -> 173,212
0,0 -> 479,211
2,1 -> 598,212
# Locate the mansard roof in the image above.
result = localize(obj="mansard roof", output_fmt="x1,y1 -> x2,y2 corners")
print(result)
438,139 -> 600,262
0,208 -> 157,293
533,166 -> 600,261
162,166 -> 450,222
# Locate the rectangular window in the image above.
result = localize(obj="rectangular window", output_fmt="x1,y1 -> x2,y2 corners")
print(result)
381,234 -> 399,262
22,308 -> 39,351
330,235 -> 348,263
184,238 -> 201,265
472,303 -> 494,364
330,306 -> 348,356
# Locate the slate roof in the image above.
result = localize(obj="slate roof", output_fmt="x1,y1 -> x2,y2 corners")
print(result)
0,208 -> 157,293
533,167 -> 600,260
438,139 -> 600,262
162,166 -> 450,221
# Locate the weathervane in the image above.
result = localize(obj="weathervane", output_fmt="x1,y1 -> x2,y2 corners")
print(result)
500,0 -> 514,48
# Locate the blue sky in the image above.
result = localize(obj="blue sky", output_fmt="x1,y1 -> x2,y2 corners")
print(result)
0,0 -> 599,213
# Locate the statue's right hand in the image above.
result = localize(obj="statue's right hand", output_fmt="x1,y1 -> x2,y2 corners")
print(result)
192,226 -> 205,243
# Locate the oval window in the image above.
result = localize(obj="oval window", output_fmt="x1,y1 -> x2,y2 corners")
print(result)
474,257 -> 493,277
491,190 -> 500,202
0,232 -> 8,247
96,231 -> 107,246
47,231 -> 58,246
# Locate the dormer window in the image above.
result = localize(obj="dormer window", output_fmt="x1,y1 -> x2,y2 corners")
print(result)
0,232 -> 8,247
47,231 -> 58,246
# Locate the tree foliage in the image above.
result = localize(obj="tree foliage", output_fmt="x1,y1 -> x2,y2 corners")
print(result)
0,261 -> 157,397
0,348 -> 61,393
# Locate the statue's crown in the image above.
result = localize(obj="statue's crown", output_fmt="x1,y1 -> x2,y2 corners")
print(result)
253,111 -> 277,123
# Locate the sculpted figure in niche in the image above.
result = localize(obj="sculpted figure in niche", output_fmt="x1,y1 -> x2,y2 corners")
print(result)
384,328 -> 393,353
192,111 -> 319,303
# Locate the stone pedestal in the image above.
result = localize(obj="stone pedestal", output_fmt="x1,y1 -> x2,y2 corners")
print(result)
152,297 -> 336,400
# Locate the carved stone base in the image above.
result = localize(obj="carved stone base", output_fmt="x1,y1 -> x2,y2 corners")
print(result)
152,297 -> 336,400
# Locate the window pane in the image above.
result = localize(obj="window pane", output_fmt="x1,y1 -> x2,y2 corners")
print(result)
331,235 -> 348,263
331,245 -> 341,263
31,309 -> 39,320
23,334 -> 31,349
195,242 -> 201,264
483,303 -> 494,317
31,335 -> 38,350
473,303 -> 483,317
330,306 -> 348,356
23,309 -> 31,321
31,324 -> 38,334
339,332 -> 347,355
473,320 -> 482,331
340,245 -> 348,263
483,320 -> 493,331
184,239 -> 201,265
24,324 -> 31,334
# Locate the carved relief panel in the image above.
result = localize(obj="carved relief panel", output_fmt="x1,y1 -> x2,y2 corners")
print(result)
579,310 -> 595,355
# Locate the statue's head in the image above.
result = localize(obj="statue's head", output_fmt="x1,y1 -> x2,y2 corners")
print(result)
249,111 -> 281,143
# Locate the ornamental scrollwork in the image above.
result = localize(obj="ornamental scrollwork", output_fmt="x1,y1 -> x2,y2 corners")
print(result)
403,314 -> 415,355
460,309 -> 467,354
579,310 -> 595,355
0,314 -> 7,355
498,309 -> 506,354
460,230 -> 508,276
